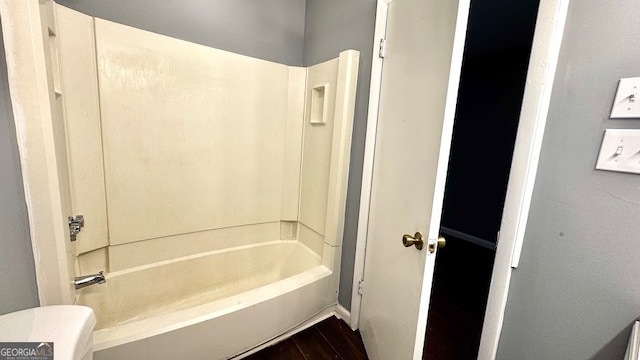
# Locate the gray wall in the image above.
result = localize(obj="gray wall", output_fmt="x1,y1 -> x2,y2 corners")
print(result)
303,0 -> 377,309
496,1 -> 640,359
0,23 -> 40,315
56,0 -> 306,66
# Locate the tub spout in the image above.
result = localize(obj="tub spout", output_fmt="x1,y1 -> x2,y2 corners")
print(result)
74,271 -> 106,290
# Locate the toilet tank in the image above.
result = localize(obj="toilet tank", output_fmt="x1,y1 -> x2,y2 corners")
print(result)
0,305 -> 96,360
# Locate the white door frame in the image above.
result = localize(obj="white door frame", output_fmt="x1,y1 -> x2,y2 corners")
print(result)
350,0 -> 571,359
347,0 -> 389,330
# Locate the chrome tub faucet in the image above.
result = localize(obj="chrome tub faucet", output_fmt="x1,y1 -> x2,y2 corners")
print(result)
74,271 -> 106,290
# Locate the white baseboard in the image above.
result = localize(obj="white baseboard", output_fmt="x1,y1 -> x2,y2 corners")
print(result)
335,304 -> 351,325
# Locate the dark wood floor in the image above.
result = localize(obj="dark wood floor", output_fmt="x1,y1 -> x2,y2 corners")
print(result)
245,238 -> 494,360
243,316 -> 368,360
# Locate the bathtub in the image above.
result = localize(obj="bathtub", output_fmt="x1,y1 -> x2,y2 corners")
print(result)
76,240 -> 338,359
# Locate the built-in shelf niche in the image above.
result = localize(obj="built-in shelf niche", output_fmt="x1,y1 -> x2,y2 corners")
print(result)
310,83 -> 330,125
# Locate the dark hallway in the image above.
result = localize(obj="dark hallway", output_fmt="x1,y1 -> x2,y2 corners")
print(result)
425,0 -> 540,358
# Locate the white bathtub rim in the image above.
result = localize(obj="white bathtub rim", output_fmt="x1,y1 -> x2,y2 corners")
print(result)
83,239 -> 323,331
93,265 -> 332,351
107,239 -> 318,278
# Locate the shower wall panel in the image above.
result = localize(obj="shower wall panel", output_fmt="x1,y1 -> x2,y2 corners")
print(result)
299,50 -> 359,258
108,222 -> 281,271
94,19 -> 293,245
56,6 -> 108,255
298,59 -> 339,237
56,6 -> 355,275
281,68 -> 306,221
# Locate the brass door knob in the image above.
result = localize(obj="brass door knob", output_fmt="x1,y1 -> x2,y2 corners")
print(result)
402,232 -> 424,250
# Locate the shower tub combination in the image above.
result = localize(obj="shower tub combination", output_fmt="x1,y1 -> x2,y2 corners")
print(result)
4,2 -> 359,359
87,241 -> 336,359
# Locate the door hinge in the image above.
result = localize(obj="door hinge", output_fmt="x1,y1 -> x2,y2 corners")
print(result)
378,38 -> 386,58
68,215 -> 85,242
358,280 -> 365,295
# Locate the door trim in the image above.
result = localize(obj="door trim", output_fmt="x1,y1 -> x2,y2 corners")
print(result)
351,0 -> 571,358
348,0 -> 388,330
477,0 -> 571,358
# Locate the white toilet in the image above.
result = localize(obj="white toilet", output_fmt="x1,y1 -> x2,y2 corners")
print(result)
0,305 -> 96,360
